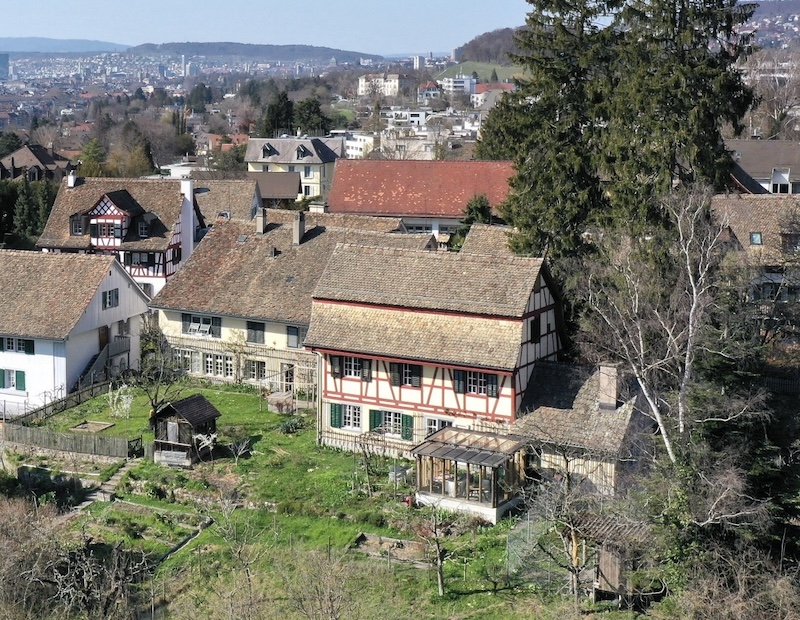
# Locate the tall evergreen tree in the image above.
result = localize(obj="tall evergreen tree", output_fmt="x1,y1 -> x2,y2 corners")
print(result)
260,91 -> 294,138
12,180 -> 36,239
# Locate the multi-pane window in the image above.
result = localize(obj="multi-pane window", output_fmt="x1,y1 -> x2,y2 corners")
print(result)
95,222 -> 122,238
71,218 -> 83,235
0,338 -> 34,355
214,354 -> 224,376
247,321 -> 265,344
225,356 -> 234,378
426,418 -> 452,437
389,363 -> 421,387
343,404 -> 361,429
102,288 -> 119,310
204,353 -> 214,375
343,357 -> 362,377
303,165 -> 312,178
382,410 -> 402,435
0,369 -> 25,391
246,360 -> 266,380
138,221 -> 149,238
453,370 -> 499,397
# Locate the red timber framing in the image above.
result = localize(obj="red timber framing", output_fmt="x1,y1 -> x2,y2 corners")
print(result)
318,351 -> 516,424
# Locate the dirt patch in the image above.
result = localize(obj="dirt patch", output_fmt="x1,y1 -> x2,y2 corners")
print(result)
71,421 -> 115,433
351,532 -> 427,565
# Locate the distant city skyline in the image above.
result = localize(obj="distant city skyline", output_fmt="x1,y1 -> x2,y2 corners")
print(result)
1,1 -> 531,56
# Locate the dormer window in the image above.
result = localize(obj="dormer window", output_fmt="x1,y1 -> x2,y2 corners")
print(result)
296,145 -> 311,158
261,143 -> 276,158
139,221 -> 149,238
71,216 -> 84,235
750,232 -> 763,246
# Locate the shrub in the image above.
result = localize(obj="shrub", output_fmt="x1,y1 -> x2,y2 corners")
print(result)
278,417 -> 304,434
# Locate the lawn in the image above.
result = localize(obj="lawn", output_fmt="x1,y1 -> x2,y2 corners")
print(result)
20,382 -> 641,619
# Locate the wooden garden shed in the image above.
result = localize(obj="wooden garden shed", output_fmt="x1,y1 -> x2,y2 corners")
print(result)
152,394 -> 221,467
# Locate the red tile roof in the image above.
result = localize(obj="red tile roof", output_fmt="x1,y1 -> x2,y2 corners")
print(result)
327,160 -> 515,218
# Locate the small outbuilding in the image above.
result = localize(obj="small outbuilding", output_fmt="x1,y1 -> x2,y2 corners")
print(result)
152,394 -> 221,467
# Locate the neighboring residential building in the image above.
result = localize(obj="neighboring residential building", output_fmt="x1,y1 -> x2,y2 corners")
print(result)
378,129 -> 441,161
37,175 -> 207,296
417,81 -> 441,103
357,73 -> 415,98
514,362 -> 649,496
245,171 -> 301,209
327,160 -> 514,238
0,251 -> 149,416
244,137 -> 343,201
344,132 -> 377,159
471,83 -> 515,109
439,74 -> 477,97
191,178 -> 262,222
305,245 -> 564,460
0,143 -> 75,181
150,209 -> 434,397
726,139 -> 800,194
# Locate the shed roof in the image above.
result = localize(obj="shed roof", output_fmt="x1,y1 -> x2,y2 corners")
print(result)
411,427 -> 528,468
161,394 -> 221,426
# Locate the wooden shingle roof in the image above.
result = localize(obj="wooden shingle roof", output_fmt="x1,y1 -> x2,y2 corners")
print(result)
193,179 -> 259,223
460,224 -> 516,257
0,251 -> 116,340
305,302 -> 523,370
313,244 -> 544,317
150,216 -> 432,325
37,177 -> 188,251
514,363 -> 636,455
711,192 -> 800,264
327,160 -> 514,218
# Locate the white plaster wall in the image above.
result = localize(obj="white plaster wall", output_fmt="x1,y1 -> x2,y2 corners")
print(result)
0,339 -> 67,407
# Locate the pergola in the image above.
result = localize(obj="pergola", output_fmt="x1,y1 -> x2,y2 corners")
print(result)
411,427 -> 531,522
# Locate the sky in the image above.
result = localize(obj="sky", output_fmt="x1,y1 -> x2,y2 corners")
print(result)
0,0 -> 531,56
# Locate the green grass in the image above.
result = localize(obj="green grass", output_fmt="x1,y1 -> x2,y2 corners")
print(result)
435,61 -> 524,82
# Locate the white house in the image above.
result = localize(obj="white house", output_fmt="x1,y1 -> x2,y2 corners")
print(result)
0,251 -> 150,416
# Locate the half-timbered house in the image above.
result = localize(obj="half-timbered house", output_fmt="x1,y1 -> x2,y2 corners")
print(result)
150,208 -> 435,399
304,245 -> 565,459
0,251 -> 149,416
37,174 -> 208,296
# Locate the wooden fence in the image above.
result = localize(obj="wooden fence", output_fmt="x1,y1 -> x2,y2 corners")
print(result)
3,424 -> 135,459
11,382 -> 111,427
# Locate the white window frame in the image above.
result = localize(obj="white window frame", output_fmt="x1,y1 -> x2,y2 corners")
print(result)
382,410 -> 402,436
138,221 -> 149,237
426,417 -> 452,437
303,165 -> 312,178
466,371 -> 488,395
342,404 -> 361,429
102,288 -> 119,310
343,357 -> 362,378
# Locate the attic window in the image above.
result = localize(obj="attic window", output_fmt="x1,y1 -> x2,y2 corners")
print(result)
71,216 -> 84,236
750,232 -> 763,246
138,221 -> 149,238
238,235 -> 248,244
296,145 -> 310,158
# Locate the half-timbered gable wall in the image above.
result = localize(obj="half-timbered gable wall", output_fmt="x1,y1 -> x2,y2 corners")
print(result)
515,274 -> 562,412
88,197 -> 128,249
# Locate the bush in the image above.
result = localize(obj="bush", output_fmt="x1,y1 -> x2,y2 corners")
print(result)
278,417 -> 304,434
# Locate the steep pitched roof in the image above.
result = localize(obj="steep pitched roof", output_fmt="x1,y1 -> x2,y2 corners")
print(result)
244,137 -> 342,165
305,302 -> 524,370
711,192 -> 800,264
161,394 -> 221,426
0,251 -> 116,340
150,214 -> 433,326
459,224 -> 516,256
514,362 -> 636,455
327,160 -> 515,218
37,177 -> 189,251
726,139 -> 800,183
313,245 -> 543,317
0,144 -> 73,172
192,179 -> 259,222
246,171 -> 301,201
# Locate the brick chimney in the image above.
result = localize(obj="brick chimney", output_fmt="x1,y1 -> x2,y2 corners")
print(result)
598,364 -> 619,411
292,211 -> 305,246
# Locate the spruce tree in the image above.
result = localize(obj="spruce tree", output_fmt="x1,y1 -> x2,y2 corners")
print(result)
12,180 -> 36,239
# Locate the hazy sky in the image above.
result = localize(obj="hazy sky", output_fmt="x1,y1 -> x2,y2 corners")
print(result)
1,1 -> 531,56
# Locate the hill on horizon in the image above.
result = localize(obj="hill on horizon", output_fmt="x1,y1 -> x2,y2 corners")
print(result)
0,37 -> 129,53
129,42 -> 382,63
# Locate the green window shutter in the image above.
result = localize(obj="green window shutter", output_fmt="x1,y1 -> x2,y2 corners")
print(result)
369,409 -> 382,431
123,252 -> 132,267
401,414 -> 414,441
362,359 -> 372,382
330,355 -> 341,378
0,370 -> 5,389
487,374 -> 498,398
330,403 -> 343,428
389,363 -> 400,386
0,338 -> 4,350
90,223 -> 98,237
24,340 -> 34,355
15,371 -> 25,392
453,370 -> 465,394
411,365 -> 422,387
